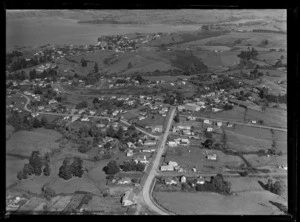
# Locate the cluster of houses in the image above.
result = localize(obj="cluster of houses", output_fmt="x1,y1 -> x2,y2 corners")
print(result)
163,175 -> 209,187
6,195 -> 27,212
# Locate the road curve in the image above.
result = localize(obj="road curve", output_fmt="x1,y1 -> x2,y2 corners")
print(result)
142,107 -> 176,215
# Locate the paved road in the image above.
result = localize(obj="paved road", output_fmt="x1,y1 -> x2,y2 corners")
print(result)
17,93 -> 158,139
180,114 -> 287,132
141,107 -> 176,215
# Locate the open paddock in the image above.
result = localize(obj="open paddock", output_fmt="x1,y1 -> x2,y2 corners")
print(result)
164,146 -> 244,174
197,106 -> 246,123
245,107 -> 287,128
153,189 -> 286,215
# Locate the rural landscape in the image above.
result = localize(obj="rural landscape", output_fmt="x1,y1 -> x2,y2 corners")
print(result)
6,9 -> 287,215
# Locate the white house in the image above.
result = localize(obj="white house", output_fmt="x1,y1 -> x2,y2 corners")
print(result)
207,127 -> 213,132
203,119 -> 211,125
168,161 -> 178,167
160,165 -> 174,171
216,122 -> 222,127
207,154 -> 217,160
165,178 -> 177,185
168,141 -> 178,147
118,177 -> 131,185
180,176 -> 186,183
122,190 -> 135,206
126,150 -> 133,157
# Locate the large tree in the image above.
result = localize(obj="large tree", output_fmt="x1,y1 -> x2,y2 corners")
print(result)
103,160 -> 120,175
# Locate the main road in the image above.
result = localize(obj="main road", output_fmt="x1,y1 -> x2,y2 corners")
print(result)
141,106 -> 176,215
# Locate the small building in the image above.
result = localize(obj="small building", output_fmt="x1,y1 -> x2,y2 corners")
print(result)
168,141 -> 178,147
250,120 -> 257,124
160,165 -> 174,171
144,140 -> 156,146
151,125 -> 163,133
227,123 -> 233,127
122,190 -> 135,206
216,122 -> 222,127
207,127 -> 213,132
48,99 -> 58,105
207,154 -> 217,160
168,161 -> 178,167
165,178 -> 177,185
203,119 -> 211,125
180,176 -> 186,183
118,177 -> 131,185
126,150 -> 133,157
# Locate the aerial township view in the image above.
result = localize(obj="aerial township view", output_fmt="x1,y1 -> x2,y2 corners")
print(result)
6,9 -> 287,215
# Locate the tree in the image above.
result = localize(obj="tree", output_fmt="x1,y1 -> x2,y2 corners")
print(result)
128,124 -> 136,132
78,144 -> 91,153
127,62 -> 133,69
71,157 -> 84,178
29,151 -> 43,176
136,163 -> 146,172
17,170 -> 27,180
93,62 -> 99,73
58,157 -> 73,180
41,116 -> 49,128
271,180 -> 284,195
32,118 -> 42,128
43,163 -> 51,176
103,160 -> 120,175
23,163 -> 35,176
116,127 -> 124,140
76,101 -> 88,109
174,113 -> 180,123
106,125 -> 116,138
41,185 -> 56,201
81,58 -> 87,67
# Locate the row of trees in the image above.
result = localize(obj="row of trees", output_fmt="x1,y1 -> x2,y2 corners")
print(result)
194,174 -> 231,194
259,88 -> 287,104
238,47 -> 258,60
17,151 -> 51,180
120,161 -> 146,172
58,157 -> 84,180
7,111 -> 51,131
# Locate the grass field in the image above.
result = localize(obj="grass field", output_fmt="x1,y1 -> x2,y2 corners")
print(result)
153,189 -> 287,215
6,124 -> 15,140
198,106 -> 246,122
245,107 -> 287,128
164,146 -> 244,173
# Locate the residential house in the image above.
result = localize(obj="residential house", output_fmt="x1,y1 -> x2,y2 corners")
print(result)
151,125 -> 163,133
216,122 -> 223,127
207,153 -> 217,160
168,161 -> 178,167
203,119 -> 212,125
168,141 -> 178,147
165,178 -> 177,185
126,150 -> 133,157
48,99 -> 58,105
207,127 -> 213,132
118,177 -> 131,185
180,176 -> 186,183
134,156 -> 149,164
177,105 -> 186,112
227,123 -> 233,127
160,165 -> 174,171
144,140 -> 156,146
187,116 -> 196,121
212,108 -> 222,112
185,103 -> 201,112
122,190 -> 135,207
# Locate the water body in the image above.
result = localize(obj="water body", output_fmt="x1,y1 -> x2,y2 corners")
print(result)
6,17 -> 201,52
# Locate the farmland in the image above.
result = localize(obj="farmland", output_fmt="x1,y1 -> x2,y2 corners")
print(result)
6,9 -> 287,215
